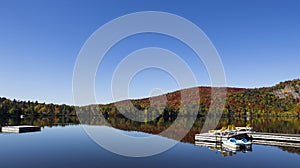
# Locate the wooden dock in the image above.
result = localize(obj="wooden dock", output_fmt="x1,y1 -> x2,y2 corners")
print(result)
252,139 -> 300,148
195,132 -> 300,148
195,132 -> 250,142
249,132 -> 300,142
195,141 -> 222,148
1,126 -> 41,133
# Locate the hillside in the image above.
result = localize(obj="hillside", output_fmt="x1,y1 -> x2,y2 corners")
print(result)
1,79 -> 300,118
89,79 -> 300,118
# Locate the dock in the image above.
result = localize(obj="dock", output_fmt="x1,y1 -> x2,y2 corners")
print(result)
195,132 -> 250,142
249,132 -> 300,142
195,141 -> 222,148
195,132 -> 300,147
1,126 -> 41,133
252,139 -> 300,148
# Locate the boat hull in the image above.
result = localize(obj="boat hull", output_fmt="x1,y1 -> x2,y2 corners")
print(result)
222,141 -> 240,149
222,138 -> 252,150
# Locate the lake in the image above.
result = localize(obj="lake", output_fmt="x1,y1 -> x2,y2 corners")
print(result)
0,117 -> 300,168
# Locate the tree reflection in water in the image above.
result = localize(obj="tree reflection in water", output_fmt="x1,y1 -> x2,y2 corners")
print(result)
1,116 -> 299,155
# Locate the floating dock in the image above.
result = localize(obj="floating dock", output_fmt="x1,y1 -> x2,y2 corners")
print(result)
195,132 -> 300,147
249,132 -> 300,142
252,139 -> 300,148
195,141 -> 223,148
195,132 -> 250,142
1,126 -> 41,133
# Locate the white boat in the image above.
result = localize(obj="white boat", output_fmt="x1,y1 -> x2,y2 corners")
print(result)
209,125 -> 254,135
223,138 -> 252,150
222,138 -> 243,149
237,138 -> 252,148
236,127 -> 253,133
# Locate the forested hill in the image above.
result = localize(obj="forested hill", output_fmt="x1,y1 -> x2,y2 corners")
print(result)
1,79 -> 300,117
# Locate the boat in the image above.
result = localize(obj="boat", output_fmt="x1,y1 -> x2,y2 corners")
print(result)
235,126 -> 253,133
222,138 -> 252,150
222,138 -> 243,149
237,138 -> 252,148
209,124 -> 253,136
210,124 -> 253,132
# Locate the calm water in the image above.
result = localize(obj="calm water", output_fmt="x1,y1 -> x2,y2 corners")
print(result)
0,124 -> 300,168
1,116 -> 300,167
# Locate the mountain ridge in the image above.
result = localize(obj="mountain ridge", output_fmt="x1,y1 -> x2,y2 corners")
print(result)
1,79 -> 300,117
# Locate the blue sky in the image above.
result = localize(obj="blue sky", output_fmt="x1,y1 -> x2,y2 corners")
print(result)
0,0 -> 299,105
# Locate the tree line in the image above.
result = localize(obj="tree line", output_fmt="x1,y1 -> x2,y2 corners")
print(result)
1,79 -> 300,118
0,98 -> 76,117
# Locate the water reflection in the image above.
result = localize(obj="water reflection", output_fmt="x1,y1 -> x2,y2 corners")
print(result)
195,141 -> 252,157
0,116 -> 299,155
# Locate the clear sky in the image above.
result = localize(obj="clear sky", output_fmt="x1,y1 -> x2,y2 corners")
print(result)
0,0 -> 299,105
